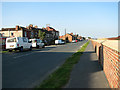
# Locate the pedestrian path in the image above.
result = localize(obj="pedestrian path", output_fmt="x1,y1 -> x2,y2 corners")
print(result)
65,41 -> 110,88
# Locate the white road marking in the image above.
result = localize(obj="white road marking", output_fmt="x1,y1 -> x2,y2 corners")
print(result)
13,52 -> 34,59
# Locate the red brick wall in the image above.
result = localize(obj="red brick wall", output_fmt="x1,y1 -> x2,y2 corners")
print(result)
91,40 -> 120,88
103,45 -> 119,88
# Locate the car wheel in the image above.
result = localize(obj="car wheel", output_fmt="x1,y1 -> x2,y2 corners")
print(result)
42,45 -> 45,48
19,47 -> 23,52
29,46 -> 32,51
9,50 -> 12,52
37,45 -> 39,48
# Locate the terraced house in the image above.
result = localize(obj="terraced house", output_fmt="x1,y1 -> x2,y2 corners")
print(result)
0,24 -> 59,45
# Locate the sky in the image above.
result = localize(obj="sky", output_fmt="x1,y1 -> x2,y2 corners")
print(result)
2,2 -> 118,38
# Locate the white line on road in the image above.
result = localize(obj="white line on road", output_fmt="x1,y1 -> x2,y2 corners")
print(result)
13,52 -> 34,59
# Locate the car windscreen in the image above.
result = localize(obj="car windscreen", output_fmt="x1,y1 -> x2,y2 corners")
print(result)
7,38 -> 17,42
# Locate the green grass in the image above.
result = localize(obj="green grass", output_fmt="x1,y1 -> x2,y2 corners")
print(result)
35,41 -> 90,89
1,50 -> 8,53
1,50 -> 16,53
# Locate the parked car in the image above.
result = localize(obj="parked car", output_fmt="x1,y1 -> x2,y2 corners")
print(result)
55,40 -> 65,45
72,40 -> 76,43
29,39 -> 45,48
6,37 -> 32,52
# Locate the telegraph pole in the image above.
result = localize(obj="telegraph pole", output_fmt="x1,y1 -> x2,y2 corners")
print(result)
65,28 -> 66,43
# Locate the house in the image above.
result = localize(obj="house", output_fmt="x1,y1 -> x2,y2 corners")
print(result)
59,33 -> 76,42
0,24 -> 59,45
46,26 -> 59,40
77,36 -> 83,41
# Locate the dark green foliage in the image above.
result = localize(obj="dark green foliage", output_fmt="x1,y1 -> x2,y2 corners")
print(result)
38,30 -> 46,40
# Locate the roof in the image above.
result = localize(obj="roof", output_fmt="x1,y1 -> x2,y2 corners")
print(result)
1,26 -> 56,35
1,28 -> 16,31
46,26 -> 59,32
59,36 -> 63,38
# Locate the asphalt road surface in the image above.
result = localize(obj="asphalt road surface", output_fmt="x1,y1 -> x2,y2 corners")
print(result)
2,40 -> 87,88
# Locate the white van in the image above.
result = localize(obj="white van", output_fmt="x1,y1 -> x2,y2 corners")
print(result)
6,37 -> 32,52
55,40 -> 65,45
29,39 -> 45,48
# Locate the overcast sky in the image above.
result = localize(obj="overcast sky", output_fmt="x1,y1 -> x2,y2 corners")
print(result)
2,2 -> 118,38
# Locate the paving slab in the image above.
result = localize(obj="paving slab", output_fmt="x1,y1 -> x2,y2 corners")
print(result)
65,41 -> 110,88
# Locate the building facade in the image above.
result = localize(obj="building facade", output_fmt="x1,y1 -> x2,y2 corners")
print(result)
59,33 -> 82,42
0,24 -> 59,45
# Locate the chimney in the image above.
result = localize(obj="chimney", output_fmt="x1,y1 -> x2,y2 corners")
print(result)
70,33 -> 73,35
16,25 -> 19,30
34,25 -> 38,28
29,24 -> 33,28
26,26 -> 29,29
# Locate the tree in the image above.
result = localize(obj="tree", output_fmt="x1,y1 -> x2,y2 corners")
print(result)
38,30 -> 46,40
88,37 -> 91,39
83,37 -> 85,40
77,34 -> 79,37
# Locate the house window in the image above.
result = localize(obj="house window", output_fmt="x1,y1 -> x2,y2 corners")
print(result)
48,34 -> 49,37
25,32 -> 27,37
2,33 -> 4,36
35,32 -> 37,35
31,32 -> 33,38
11,32 -> 13,36
35,32 -> 37,37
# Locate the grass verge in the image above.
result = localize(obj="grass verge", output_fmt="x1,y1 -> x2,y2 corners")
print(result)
35,41 -> 90,88
1,50 -> 8,53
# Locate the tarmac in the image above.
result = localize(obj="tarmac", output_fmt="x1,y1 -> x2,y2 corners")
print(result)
65,41 -> 110,88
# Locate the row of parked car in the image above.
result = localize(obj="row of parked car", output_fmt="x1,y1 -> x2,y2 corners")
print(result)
55,39 -> 79,44
5,37 -> 81,52
6,37 -> 45,52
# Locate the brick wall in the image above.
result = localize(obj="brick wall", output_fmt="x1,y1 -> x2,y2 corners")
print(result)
91,40 -> 120,88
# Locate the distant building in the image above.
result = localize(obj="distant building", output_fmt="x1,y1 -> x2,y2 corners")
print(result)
59,33 -> 77,42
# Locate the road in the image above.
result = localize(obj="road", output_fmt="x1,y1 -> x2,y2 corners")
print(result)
2,40 -> 87,88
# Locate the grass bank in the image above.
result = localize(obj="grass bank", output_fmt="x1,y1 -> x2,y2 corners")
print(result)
36,41 -> 90,88
1,50 -> 8,53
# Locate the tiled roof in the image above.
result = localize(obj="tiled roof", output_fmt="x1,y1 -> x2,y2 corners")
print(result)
2,28 -> 16,31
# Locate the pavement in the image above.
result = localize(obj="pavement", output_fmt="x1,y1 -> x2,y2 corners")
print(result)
65,41 -> 110,88
2,40 -> 87,88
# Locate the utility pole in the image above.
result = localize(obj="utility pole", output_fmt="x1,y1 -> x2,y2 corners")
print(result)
65,28 -> 66,43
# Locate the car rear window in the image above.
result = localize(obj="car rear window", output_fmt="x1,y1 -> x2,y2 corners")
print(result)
7,38 -> 16,42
